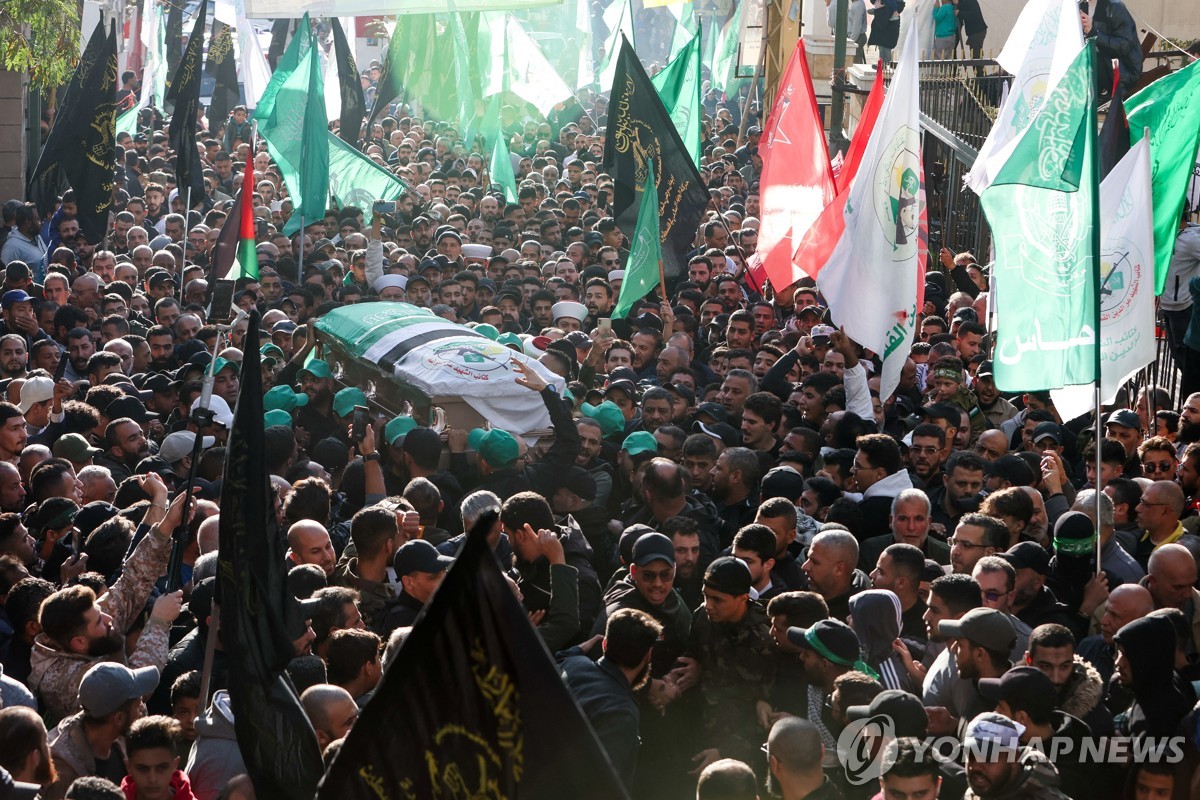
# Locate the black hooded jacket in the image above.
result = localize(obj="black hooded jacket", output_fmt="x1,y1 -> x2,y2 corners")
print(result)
1112,616 -> 1197,739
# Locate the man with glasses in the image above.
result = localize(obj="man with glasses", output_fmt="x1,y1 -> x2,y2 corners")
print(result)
949,513 -> 1008,575
971,556 -> 1033,660
1137,436 -> 1178,482
1135,480 -> 1200,568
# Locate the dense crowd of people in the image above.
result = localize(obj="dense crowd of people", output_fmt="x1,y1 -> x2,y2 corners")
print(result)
0,11 -> 1198,800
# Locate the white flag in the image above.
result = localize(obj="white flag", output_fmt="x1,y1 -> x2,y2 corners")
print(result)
965,0 -> 1083,195
597,0 -> 634,90
811,25 -> 925,401
486,15 -> 575,116
1051,137 -> 1156,420
238,15 -> 274,110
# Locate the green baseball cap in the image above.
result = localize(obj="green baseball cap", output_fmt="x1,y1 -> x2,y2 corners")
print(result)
264,385 -> 309,412
265,409 -> 294,428
581,400 -> 625,438
298,359 -> 333,380
384,415 -> 418,446
260,343 -> 286,364
474,323 -> 500,340
333,387 -> 369,418
622,431 -> 659,457
212,357 -> 239,376
497,332 -> 523,351
468,428 -> 520,468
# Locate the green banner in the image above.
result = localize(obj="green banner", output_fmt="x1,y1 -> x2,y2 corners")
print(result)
327,134 -> 413,209
613,159 -> 663,318
651,31 -> 702,167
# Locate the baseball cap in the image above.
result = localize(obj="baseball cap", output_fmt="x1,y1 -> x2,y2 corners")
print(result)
703,556 -> 752,597
811,324 -> 836,339
74,501 -> 120,539
211,357 -> 239,376
106,394 -> 154,423
621,431 -> 659,457
695,402 -> 728,425
393,539 -> 454,577
78,662 -> 160,717
147,271 -> 177,288
976,360 -> 994,379
986,454 -> 1035,486
287,596 -> 322,640
207,396 -> 235,429
1002,541 -> 1050,576
937,607 -> 1016,653
17,376 -> 54,413
787,619 -> 863,666
264,384 -> 310,413
265,409 -> 293,428
761,466 -> 806,502
580,400 -> 625,437
1031,421 -> 1062,445
963,711 -> 1026,754
298,359 -> 334,380
52,432 -> 103,462
468,428 -> 520,467
1105,408 -> 1141,432
632,532 -> 675,566
694,421 -> 740,448
142,373 -> 177,394
333,387 -> 369,418
977,666 -> 1056,718
384,415 -> 418,446
1,289 -> 32,308
846,689 -> 929,737
159,431 -> 215,464
798,304 -> 825,319
556,465 -> 598,502
604,379 -> 640,402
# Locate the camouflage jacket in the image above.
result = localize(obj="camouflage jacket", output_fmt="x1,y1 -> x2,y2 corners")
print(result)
29,529 -> 173,725
687,601 -> 779,761
45,711 -> 127,800
962,748 -> 1070,800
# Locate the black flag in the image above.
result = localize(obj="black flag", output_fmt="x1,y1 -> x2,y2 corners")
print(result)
167,0 -> 208,206
205,21 -> 240,137
317,512 -> 630,800
28,20 -> 117,245
217,311 -> 324,798
603,36 -> 709,279
1098,65 -> 1129,180
164,0 -> 184,104
331,18 -> 366,144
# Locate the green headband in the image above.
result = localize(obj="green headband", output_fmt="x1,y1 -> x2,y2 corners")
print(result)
1054,535 -> 1096,557
804,628 -> 881,681
932,367 -> 962,382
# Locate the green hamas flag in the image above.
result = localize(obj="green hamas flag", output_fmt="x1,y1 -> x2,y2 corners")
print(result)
254,14 -> 311,126
613,159 -> 663,318
327,133 -> 413,208
981,43 -> 1098,391
367,14 -> 471,129
1127,59 -> 1200,296
490,128 -> 519,203
650,32 -> 702,167
260,33 -> 329,235
603,37 -> 709,280
711,0 -> 744,93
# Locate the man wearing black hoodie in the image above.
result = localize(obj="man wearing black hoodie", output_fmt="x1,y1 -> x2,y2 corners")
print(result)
1113,615 -> 1197,740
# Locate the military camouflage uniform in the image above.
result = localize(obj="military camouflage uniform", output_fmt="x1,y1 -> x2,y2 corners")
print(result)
28,529 -> 174,725
45,711 -> 127,800
686,601 -> 779,766
332,557 -> 395,632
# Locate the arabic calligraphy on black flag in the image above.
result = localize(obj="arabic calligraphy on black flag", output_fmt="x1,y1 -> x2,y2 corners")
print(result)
331,18 -> 366,144
206,21 -> 240,139
603,36 -> 709,280
28,19 -> 117,245
216,310 -> 324,798
168,0 -> 208,205
318,510 -> 630,800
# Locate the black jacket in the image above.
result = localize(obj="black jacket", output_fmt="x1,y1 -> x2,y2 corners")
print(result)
1089,0 -> 1142,98
514,517 -> 602,639
558,653 -> 640,790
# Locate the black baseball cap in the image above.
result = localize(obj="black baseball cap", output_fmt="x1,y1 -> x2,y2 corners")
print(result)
761,466 -> 806,502
846,689 -> 929,737
703,556 -> 752,597
986,454 -> 1035,486
978,666 -> 1056,718
632,532 -> 675,567
1031,422 -> 1062,445
393,539 -> 454,577
1003,541 -> 1050,576
695,402 -> 728,425
1105,408 -> 1141,432
619,524 -> 657,566
106,394 -> 155,423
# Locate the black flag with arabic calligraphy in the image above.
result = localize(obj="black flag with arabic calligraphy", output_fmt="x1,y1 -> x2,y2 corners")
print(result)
167,0 -> 208,206
206,21 -> 240,138
602,36 -> 709,279
331,18 -> 366,144
217,310 -> 324,798
317,510 -> 629,800
28,19 -> 117,245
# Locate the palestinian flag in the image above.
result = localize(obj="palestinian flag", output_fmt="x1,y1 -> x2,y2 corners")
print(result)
232,149 -> 259,281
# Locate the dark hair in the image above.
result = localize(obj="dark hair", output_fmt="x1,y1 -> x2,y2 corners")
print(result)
63,777 -> 125,800
882,543 -> 925,583
882,737 -> 940,781
732,524 -> 776,562
500,491 -> 555,534
765,591 -> 829,628
642,459 -> 686,501
696,759 -> 758,800
349,507 -> 399,560
603,608 -> 662,669
946,451 -> 988,477
929,573 -> 983,614
803,477 -> 842,510
957,513 -> 1010,550
1104,477 -> 1142,512
758,496 -> 797,529
1028,623 -> 1075,656
124,714 -> 181,757
325,628 -> 382,685
911,422 -> 946,447
743,391 -> 782,427
980,486 -> 1034,525
170,670 -> 202,707
856,433 -> 902,475
5,576 -> 54,634
283,477 -> 332,527
82,515 -> 136,580
310,586 -> 360,648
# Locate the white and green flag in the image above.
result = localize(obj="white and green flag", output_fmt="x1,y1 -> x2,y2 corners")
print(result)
327,134 -> 413,208
982,43 -> 1098,391
651,31 -> 702,167
965,0 -> 1082,195
486,14 -> 575,116
711,0 -> 745,93
597,0 -> 635,91
1051,135 -> 1155,420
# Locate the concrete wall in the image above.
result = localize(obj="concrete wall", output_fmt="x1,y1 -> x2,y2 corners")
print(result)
0,70 -> 26,202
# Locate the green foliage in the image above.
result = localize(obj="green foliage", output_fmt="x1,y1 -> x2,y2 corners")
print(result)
0,0 -> 81,89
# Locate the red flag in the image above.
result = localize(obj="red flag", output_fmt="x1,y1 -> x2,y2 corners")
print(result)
749,40 -> 835,291
834,61 -> 885,191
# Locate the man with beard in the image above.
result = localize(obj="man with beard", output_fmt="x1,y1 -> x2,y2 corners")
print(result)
929,452 -> 987,534
1176,393 -> 1200,459
908,423 -> 947,491
583,279 -> 613,322
294,359 -> 340,449
575,418 -> 614,509
708,447 -> 760,547
46,662 -> 163,795
64,328 -> 95,384
0,334 -> 26,378
663,516 -> 704,609
1021,623 -> 1114,738
95,413 -> 152,484
558,608 -> 661,791
960,712 -> 1070,800
145,327 -> 176,373
926,608 -> 1015,732
29,480 -> 187,723
859,489 -> 952,571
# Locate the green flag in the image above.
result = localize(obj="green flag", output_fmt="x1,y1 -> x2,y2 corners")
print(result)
1127,59 -> 1200,296
490,130 -> 519,204
116,106 -> 139,136
980,43 -> 1098,391
613,159 -> 663,319
260,34 -> 329,236
327,133 -> 413,208
597,0 -> 634,90
668,1 -> 698,57
254,14 -> 311,126
651,32 -> 702,167
711,2 -> 744,93
484,14 -> 575,118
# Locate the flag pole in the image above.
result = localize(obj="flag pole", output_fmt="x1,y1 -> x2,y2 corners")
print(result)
181,186 -> 192,302
1090,42 -> 1104,575
296,214 -> 305,284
